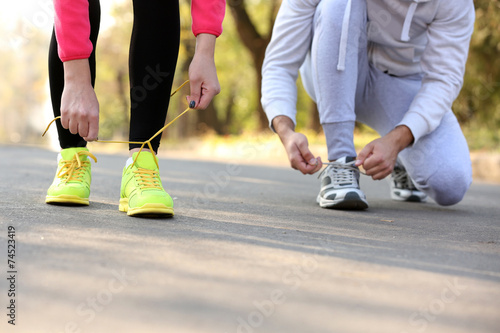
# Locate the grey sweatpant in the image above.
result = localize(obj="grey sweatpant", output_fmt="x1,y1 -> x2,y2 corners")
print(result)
299,0 -> 472,205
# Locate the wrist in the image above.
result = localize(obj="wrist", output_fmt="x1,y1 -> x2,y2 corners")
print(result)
195,33 -> 216,57
390,125 -> 414,151
272,116 -> 295,141
63,59 -> 92,84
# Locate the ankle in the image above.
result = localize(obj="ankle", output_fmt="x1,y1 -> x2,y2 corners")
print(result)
129,148 -> 153,157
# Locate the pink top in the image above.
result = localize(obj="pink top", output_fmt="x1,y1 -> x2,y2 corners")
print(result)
54,0 -> 226,62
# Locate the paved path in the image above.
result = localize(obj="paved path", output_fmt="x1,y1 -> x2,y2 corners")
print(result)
1,144 -> 499,333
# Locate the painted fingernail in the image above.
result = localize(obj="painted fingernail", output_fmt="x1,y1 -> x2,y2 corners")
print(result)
189,101 -> 196,108
309,158 -> 317,165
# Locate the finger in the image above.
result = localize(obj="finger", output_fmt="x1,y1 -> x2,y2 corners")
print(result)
295,155 -> 324,175
188,79 -> 202,109
296,141 -> 317,167
311,156 -> 323,174
68,118 -> 78,135
294,160 -> 318,175
371,169 -> 391,181
364,153 -> 394,175
85,113 -> 99,141
197,88 -> 217,110
302,158 -> 323,174
85,125 -> 98,142
78,120 -> 89,139
364,161 -> 393,179
355,142 -> 374,166
60,111 -> 69,130
289,151 -> 313,175
362,149 -> 385,171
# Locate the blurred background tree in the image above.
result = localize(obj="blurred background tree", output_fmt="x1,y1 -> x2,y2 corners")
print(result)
453,0 -> 500,150
0,0 -> 498,150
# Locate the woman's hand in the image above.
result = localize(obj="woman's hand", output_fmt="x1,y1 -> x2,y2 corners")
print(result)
188,33 -> 221,109
60,59 -> 99,141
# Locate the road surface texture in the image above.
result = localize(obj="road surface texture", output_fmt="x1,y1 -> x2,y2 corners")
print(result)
1,144 -> 499,333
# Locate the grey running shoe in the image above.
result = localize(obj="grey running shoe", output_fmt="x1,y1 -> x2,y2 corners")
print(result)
316,156 -> 368,210
390,164 -> 427,202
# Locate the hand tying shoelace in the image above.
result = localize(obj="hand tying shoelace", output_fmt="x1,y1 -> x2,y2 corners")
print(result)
42,80 -> 194,169
317,160 -> 366,179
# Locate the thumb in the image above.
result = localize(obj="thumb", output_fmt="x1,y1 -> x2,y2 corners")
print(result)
356,142 -> 374,167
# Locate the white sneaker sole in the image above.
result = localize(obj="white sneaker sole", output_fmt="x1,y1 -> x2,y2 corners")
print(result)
390,191 -> 427,203
317,191 -> 369,210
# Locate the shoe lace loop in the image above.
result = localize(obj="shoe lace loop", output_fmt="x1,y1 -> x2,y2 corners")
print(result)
57,151 -> 97,183
133,168 -> 162,190
318,161 -> 362,185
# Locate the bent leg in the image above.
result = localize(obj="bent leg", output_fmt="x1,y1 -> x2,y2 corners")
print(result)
398,112 -> 472,206
300,0 -> 368,160
356,68 -> 472,206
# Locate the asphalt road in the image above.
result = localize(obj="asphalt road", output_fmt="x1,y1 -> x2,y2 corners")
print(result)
0,144 -> 499,333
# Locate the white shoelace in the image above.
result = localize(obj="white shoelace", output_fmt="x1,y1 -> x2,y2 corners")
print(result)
318,161 -> 362,187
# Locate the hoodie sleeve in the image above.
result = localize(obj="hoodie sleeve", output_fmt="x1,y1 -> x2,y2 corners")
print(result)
191,0 -> 226,37
261,0 -> 320,131
397,0 -> 475,144
53,0 -> 93,62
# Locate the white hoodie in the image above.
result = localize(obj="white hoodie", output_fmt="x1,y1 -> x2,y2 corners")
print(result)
261,0 -> 475,144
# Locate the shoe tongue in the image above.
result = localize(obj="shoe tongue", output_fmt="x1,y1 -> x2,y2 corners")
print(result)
132,152 -> 157,170
336,156 -> 356,164
60,147 -> 89,161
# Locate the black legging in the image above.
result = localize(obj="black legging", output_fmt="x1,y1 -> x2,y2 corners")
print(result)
48,0 -> 180,153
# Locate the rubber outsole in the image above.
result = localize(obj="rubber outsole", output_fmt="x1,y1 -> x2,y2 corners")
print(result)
317,192 -> 368,210
390,192 -> 427,203
46,195 -> 89,206
119,198 -> 174,217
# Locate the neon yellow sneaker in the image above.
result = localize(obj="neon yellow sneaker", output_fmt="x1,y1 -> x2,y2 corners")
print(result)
46,147 -> 97,205
119,151 -> 174,217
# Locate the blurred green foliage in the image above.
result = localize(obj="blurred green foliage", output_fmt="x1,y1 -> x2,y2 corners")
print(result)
453,0 -> 500,150
0,0 -> 498,150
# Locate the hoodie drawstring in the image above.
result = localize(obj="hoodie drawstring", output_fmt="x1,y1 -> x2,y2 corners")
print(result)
337,0 -> 352,71
337,0 -> 418,70
401,2 -> 418,42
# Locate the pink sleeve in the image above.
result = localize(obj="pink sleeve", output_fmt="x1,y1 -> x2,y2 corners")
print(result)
191,0 -> 226,37
53,0 -> 93,62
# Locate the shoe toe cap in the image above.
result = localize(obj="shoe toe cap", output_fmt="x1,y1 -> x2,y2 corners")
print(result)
129,190 -> 173,209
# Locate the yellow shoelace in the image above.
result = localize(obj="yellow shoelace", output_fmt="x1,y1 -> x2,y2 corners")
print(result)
58,150 -> 97,183
133,168 -> 162,190
43,80 -> 193,169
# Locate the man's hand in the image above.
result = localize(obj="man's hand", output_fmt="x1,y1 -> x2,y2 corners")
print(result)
188,33 -> 221,110
355,125 -> 414,180
273,116 -> 323,175
60,59 -> 99,141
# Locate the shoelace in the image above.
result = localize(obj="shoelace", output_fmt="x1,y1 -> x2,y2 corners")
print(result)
43,80 -> 193,169
317,160 -> 364,185
133,168 -> 162,190
392,166 -> 417,190
58,150 -> 97,183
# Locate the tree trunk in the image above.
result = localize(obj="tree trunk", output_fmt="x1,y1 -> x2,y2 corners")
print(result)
308,101 -> 321,133
228,0 -> 279,131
